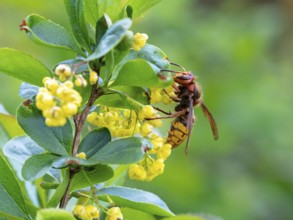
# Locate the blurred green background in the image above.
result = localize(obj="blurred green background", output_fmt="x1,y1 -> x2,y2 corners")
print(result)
1,0 -> 293,219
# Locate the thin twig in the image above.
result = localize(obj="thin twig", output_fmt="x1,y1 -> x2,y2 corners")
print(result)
59,69 -> 102,209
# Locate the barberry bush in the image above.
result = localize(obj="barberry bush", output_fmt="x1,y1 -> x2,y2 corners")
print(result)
0,1 -> 220,220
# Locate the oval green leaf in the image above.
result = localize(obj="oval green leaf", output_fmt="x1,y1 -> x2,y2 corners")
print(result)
0,154 -> 29,219
24,14 -> 84,55
0,48 -> 51,86
19,83 -> 39,99
96,88 -> 145,110
126,0 -> 161,20
70,164 -> 114,192
64,0 -> 91,52
87,18 -> 132,61
78,128 -> 111,158
36,208 -> 75,220
17,104 -> 73,156
46,171 -> 70,208
162,214 -> 224,220
95,14 -> 111,46
3,136 -> 44,164
0,113 -> 24,140
22,153 -> 59,181
97,186 -> 174,217
113,44 -> 170,78
83,0 -> 99,27
88,137 -> 152,165
52,156 -> 91,169
111,59 -> 172,88
122,207 -> 156,220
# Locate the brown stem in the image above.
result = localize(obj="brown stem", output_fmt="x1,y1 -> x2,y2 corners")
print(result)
59,168 -> 75,208
72,85 -> 101,156
59,74 -> 102,209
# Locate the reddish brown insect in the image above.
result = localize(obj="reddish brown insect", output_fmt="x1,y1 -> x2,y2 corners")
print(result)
148,63 -> 218,153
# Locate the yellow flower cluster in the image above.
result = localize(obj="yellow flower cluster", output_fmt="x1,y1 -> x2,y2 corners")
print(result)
87,104 -> 171,181
36,77 -> 82,127
133,33 -> 148,51
106,207 -> 123,220
87,105 -> 162,138
128,137 -> 172,181
150,85 -> 175,104
55,64 -> 98,87
73,205 -> 100,220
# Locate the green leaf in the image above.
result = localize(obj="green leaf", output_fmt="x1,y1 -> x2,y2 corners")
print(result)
127,0 -> 162,19
0,126 -> 9,148
113,44 -> 170,78
162,216 -> 205,220
95,14 -> 111,46
25,202 -> 39,220
96,89 -> 145,110
111,59 -> 172,88
129,44 -> 170,69
105,165 -> 129,186
78,128 -> 111,158
97,186 -> 174,217
46,171 -> 70,208
53,137 -> 151,167
24,14 -> 84,55
0,154 -> 29,219
3,136 -> 44,165
17,105 -> 73,156
97,0 -> 124,22
112,86 -> 149,105
52,156 -> 92,169
162,215 -> 223,220
36,208 -> 75,220
119,5 -> 133,20
87,18 -> 132,61
103,48 -> 115,83
70,164 -> 114,192
122,207 -> 156,220
0,48 -> 51,86
22,153 -> 59,181
83,0 -> 99,27
89,137 -> 152,165
19,82 -> 39,99
0,113 -> 24,139
64,0 -> 91,52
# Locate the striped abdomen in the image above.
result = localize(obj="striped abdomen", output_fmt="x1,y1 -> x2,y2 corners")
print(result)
166,117 -> 189,148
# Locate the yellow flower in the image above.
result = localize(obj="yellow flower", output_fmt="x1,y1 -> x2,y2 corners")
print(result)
129,164 -> 147,181
138,105 -> 156,120
76,152 -> 87,159
106,207 -> 123,220
89,71 -> 98,85
75,75 -> 88,87
140,122 -> 153,137
150,89 -> 163,104
148,158 -> 165,176
55,64 -> 72,81
85,205 -> 100,219
133,33 -> 148,51
72,205 -> 86,218
157,143 -> 172,160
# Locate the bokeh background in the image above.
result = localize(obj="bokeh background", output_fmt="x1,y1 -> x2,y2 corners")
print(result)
1,0 -> 293,219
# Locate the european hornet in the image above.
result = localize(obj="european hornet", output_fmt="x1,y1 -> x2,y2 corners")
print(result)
147,63 -> 218,153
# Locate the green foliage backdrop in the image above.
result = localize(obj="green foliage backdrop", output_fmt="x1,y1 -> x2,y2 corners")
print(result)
1,0 -> 293,219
